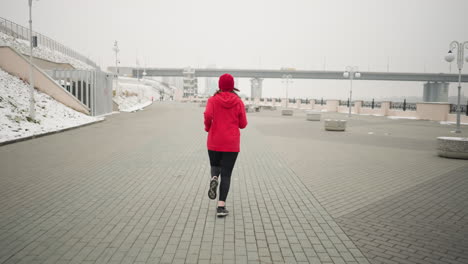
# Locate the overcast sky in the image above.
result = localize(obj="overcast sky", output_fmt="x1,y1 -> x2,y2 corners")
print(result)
1,0 -> 467,99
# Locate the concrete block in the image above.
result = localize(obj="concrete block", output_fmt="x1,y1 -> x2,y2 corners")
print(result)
282,109 -> 293,116
324,119 -> 346,131
437,137 -> 468,159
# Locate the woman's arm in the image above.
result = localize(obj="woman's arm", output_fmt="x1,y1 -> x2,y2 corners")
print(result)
204,99 -> 214,132
238,100 -> 248,129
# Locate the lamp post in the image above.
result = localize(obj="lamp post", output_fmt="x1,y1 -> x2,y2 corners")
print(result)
343,66 -> 361,117
28,0 -> 36,119
282,74 -> 292,108
113,41 -> 120,95
445,41 -> 468,134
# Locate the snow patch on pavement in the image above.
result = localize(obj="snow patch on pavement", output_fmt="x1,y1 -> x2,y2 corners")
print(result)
387,116 -> 418,120
0,69 -> 101,143
440,121 -> 468,126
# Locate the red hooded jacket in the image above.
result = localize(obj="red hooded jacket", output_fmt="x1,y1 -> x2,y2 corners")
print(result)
204,92 -> 248,152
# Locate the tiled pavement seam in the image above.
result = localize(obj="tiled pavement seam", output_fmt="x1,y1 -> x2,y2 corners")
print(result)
0,103 -> 370,264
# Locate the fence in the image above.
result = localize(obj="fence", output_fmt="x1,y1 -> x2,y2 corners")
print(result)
0,17 -> 99,69
450,102 -> 468,116
339,100 -> 355,107
390,100 -> 416,111
315,99 -> 324,106
46,69 -> 113,116
362,99 -> 381,109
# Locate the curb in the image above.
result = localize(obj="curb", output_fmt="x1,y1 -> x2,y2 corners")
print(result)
0,118 -> 105,147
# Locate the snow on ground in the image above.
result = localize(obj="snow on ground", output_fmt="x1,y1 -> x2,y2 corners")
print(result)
440,121 -> 468,125
0,32 -> 94,70
387,116 -> 418,120
113,77 -> 161,112
0,69 -> 101,143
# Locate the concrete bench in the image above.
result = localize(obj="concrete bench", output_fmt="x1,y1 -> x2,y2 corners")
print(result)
306,111 -> 321,121
282,109 -> 293,116
199,102 -> 206,107
324,119 -> 346,131
437,137 -> 468,159
261,105 -> 276,111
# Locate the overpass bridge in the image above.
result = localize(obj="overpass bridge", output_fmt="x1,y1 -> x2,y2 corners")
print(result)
109,67 -> 468,82
110,67 -> 468,101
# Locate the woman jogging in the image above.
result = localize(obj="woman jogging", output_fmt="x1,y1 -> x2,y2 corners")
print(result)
204,73 -> 248,217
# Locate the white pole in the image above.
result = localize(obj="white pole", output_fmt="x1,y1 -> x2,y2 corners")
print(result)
349,74 -> 353,117
286,76 -> 289,109
456,68 -> 462,133
114,41 -> 119,96
28,0 -> 35,119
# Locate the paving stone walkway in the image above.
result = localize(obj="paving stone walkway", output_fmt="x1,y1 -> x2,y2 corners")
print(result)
249,108 -> 468,264
0,103 -> 369,264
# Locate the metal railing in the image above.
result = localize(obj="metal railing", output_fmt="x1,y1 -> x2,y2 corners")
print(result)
339,100 -> 355,107
46,69 -> 113,116
315,98 -> 324,105
0,17 -> 99,69
450,103 -> 468,115
390,100 -> 416,111
362,99 -> 381,109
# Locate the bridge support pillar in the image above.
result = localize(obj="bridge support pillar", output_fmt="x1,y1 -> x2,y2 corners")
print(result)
250,78 -> 263,99
423,82 -> 449,102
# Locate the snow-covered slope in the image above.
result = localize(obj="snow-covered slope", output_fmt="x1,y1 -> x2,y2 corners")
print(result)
113,77 -> 161,112
0,69 -> 100,143
0,32 -> 94,70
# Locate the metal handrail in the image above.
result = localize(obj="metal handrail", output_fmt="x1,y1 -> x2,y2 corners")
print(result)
0,17 -> 99,69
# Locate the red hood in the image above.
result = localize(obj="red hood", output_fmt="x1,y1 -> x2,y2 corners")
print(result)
213,92 -> 240,109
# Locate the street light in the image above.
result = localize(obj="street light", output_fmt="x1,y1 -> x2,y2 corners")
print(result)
28,0 -> 37,120
343,66 -> 360,117
113,41 -> 120,95
445,41 -> 468,133
282,74 -> 292,108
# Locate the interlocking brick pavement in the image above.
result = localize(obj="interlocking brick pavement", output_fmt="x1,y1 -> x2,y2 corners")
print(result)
248,108 -> 468,264
336,165 -> 468,264
0,103 -> 369,264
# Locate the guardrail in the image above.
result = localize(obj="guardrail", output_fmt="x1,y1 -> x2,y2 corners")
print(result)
339,100 -> 355,107
0,17 -> 99,69
315,98 -> 324,105
390,100 -> 416,111
362,99 -> 381,109
450,103 -> 468,116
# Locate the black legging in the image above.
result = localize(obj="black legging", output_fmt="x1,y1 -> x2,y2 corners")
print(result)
208,150 -> 239,202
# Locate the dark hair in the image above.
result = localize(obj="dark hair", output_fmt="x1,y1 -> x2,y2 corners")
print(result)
213,90 -> 239,97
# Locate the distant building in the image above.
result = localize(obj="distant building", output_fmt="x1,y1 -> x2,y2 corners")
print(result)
183,68 -> 198,98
